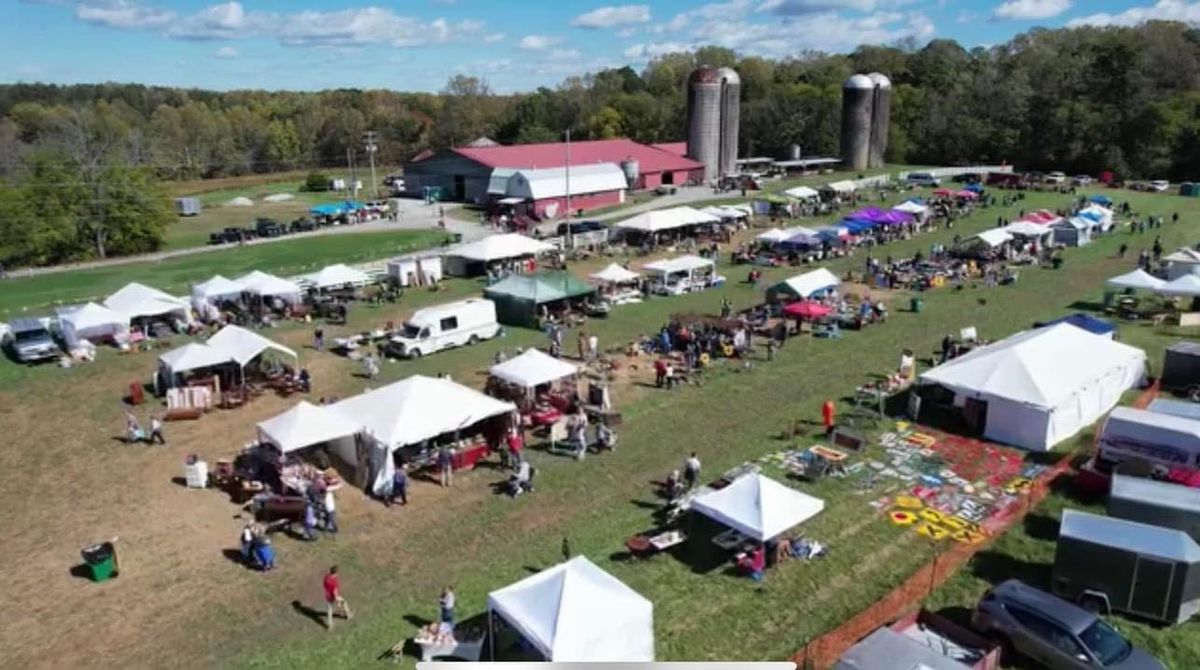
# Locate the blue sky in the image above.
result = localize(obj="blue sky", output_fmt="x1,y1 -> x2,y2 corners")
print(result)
5,0 -> 1198,92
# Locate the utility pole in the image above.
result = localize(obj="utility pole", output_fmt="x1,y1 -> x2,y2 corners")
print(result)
363,130 -> 379,198
565,129 -> 572,250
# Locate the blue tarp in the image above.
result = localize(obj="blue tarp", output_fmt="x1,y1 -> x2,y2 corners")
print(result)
310,200 -> 364,217
1079,210 -> 1103,222
964,183 -> 984,193
1089,195 -> 1113,206
1033,312 -> 1116,336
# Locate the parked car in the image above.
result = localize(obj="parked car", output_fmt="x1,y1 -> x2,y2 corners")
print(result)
1046,171 -> 1067,185
555,220 -> 606,237
1072,175 -> 1094,186
951,172 -> 981,184
5,317 -> 60,363
972,579 -> 1165,670
1150,180 -> 1170,193
905,171 -> 940,187
290,217 -> 317,233
379,298 -> 500,359
209,227 -> 246,244
255,217 -> 283,238
655,184 -> 678,196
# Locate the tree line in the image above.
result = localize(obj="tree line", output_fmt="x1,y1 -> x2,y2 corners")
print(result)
2,20 -> 1199,267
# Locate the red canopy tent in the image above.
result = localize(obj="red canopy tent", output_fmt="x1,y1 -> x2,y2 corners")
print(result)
955,190 -> 979,200
932,188 -> 953,197
782,301 -> 834,320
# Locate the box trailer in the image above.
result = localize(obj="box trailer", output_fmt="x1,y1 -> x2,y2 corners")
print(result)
1052,509 -> 1200,625
1109,473 -> 1200,542
1162,341 -> 1200,398
1097,406 -> 1200,470
174,197 -> 201,217
385,255 -> 443,287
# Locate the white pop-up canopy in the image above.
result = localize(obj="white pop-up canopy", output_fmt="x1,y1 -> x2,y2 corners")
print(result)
104,282 -> 189,321
919,324 -> 1146,451
207,324 -> 298,367
449,233 -> 554,262
301,263 -> 372,289
487,556 -> 654,662
590,263 -> 641,284
192,275 -> 244,302
700,205 -> 748,220
893,200 -> 929,215
1004,221 -> 1053,239
614,206 -> 719,233
755,228 -> 789,244
771,267 -> 840,300
642,254 -> 714,276
1159,273 -> 1200,298
56,302 -> 129,348
691,473 -> 825,542
490,348 -> 579,389
236,270 -> 302,299
784,185 -> 819,199
972,228 -> 1013,248
158,342 -> 234,377
823,180 -> 856,194
257,401 -> 362,453
1107,268 -> 1166,291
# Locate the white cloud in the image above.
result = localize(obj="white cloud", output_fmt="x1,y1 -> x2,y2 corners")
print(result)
483,32 -> 505,43
615,26 -> 638,37
169,1 -> 260,40
624,42 -> 693,59
215,46 -> 238,58
457,58 -> 512,74
956,9 -> 980,22
992,0 -> 1071,20
759,0 -> 879,13
518,34 -> 562,50
550,48 -> 583,60
1068,0 -> 1200,27
76,1 -> 174,29
570,5 -> 651,29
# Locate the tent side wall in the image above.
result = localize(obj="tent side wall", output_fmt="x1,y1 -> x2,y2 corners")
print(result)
488,294 -> 539,329
982,399 -> 1052,452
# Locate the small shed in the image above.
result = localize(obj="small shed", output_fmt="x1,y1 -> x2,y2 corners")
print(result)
483,272 -> 594,328
174,197 -> 201,217
1052,509 -> 1200,624
1108,473 -> 1200,542
1162,341 -> 1200,392
386,255 -> 443,287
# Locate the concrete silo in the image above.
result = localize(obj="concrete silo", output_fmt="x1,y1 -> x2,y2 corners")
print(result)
841,74 -> 874,171
687,66 -> 723,183
867,72 -> 892,169
716,67 -> 741,178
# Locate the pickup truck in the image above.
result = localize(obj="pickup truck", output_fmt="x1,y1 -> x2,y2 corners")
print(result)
209,227 -> 247,244
255,218 -> 284,238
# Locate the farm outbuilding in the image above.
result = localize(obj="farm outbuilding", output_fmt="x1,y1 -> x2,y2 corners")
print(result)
173,197 -> 201,216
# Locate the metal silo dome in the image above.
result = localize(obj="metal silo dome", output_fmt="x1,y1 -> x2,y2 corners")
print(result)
841,74 -> 874,170
867,72 -> 892,89
844,74 -> 873,89
716,67 -> 740,85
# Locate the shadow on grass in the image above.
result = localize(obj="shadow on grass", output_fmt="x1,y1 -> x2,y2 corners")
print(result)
968,550 -> 1052,591
292,600 -> 327,629
1022,513 -> 1061,542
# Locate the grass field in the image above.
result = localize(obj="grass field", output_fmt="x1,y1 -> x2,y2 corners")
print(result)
0,230 -> 450,321
2,184 -> 1198,670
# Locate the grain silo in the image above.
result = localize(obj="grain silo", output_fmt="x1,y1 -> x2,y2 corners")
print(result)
867,72 -> 892,169
620,157 -> 640,188
841,74 -> 874,171
716,67 -> 741,178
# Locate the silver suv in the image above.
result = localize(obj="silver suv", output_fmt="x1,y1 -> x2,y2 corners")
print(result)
6,318 -> 59,363
973,580 -> 1164,669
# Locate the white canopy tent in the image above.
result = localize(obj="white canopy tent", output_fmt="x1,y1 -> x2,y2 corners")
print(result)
783,185 -> 819,199
56,302 -> 129,348
448,233 -> 555,263
1106,268 -> 1166,291
1164,248 -> 1200,280
300,263 -> 372,289
781,226 -> 823,245
207,324 -> 297,370
236,270 -> 302,300
158,342 -> 235,379
191,275 -> 246,317
700,205 -> 748,220
1004,221 -> 1053,240
642,255 -> 715,276
971,228 -> 1013,248
590,263 -> 640,284
490,348 -> 579,389
257,401 -> 362,454
754,228 -> 789,244
919,324 -> 1146,451
614,206 -> 719,234
770,267 -> 840,300
893,200 -> 929,215
691,473 -> 825,542
1158,273 -> 1200,298
487,556 -> 654,662
104,282 -> 189,322
823,180 -> 856,194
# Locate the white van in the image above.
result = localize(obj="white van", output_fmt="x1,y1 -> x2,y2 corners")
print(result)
1097,406 -> 1200,471
382,298 -> 500,358
905,172 -> 940,187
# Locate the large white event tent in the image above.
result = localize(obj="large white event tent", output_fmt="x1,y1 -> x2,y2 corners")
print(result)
1106,268 -> 1166,291
919,324 -> 1146,451
691,473 -> 825,542
191,275 -> 245,313
103,282 -> 189,322
158,342 -> 235,381
590,263 -> 640,284
490,348 -> 578,389
444,233 -> 555,276
1158,273 -> 1200,298
56,302 -> 128,348
784,185 -> 819,199
256,401 -> 362,454
236,270 -> 302,300
487,556 -> 654,662
300,263 -> 372,289
614,206 -> 719,234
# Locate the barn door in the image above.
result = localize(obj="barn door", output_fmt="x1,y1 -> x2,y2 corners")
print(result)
1129,555 -> 1175,621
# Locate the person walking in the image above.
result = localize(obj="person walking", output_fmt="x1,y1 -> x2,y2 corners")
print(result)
439,586 -> 456,629
577,330 -> 588,361
323,488 -> 338,533
388,464 -> 408,507
314,328 -> 325,352
684,452 -> 701,490
323,566 -> 352,630
302,502 -> 318,541
438,445 -> 454,487
148,415 -> 166,445
821,399 -> 837,437
587,332 -> 599,362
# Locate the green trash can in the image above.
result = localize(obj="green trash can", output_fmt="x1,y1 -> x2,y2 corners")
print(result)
910,297 -> 924,313
82,542 -> 117,582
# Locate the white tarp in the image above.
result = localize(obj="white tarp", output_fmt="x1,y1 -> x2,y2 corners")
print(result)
614,206 -> 719,233
159,342 -> 234,376
301,263 -> 372,289
919,324 -> 1146,451
642,255 -> 714,276
237,270 -> 302,299
784,185 -> 819,199
1158,273 -> 1200,297
773,267 -> 840,299
1107,268 -> 1166,291
56,302 -> 128,348
257,401 -> 361,453
104,282 -> 189,321
207,324 -> 297,366
487,556 -> 654,662
691,473 -> 825,542
893,200 -> 929,214
590,263 -> 640,284
448,233 -> 554,262
490,348 -> 579,389
972,228 -> 1013,248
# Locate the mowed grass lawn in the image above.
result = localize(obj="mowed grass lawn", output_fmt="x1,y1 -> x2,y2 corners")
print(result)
3,185 -> 1198,669
0,230 -> 450,321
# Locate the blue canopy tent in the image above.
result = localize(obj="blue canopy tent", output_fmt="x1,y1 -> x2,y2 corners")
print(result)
1033,312 -> 1116,338
841,219 -> 876,235
1079,210 -> 1103,223
964,183 -> 984,193
1089,194 -> 1113,207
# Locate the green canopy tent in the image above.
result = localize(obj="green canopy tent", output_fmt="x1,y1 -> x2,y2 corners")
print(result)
483,272 -> 596,328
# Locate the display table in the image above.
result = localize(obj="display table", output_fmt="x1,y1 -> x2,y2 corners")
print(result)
415,635 -> 485,661
528,407 -> 563,427
451,443 -> 489,471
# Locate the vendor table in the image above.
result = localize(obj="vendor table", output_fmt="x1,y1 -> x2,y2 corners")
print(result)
528,407 -> 562,427
415,635 -> 485,662
451,443 -> 489,471
713,527 -> 753,551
